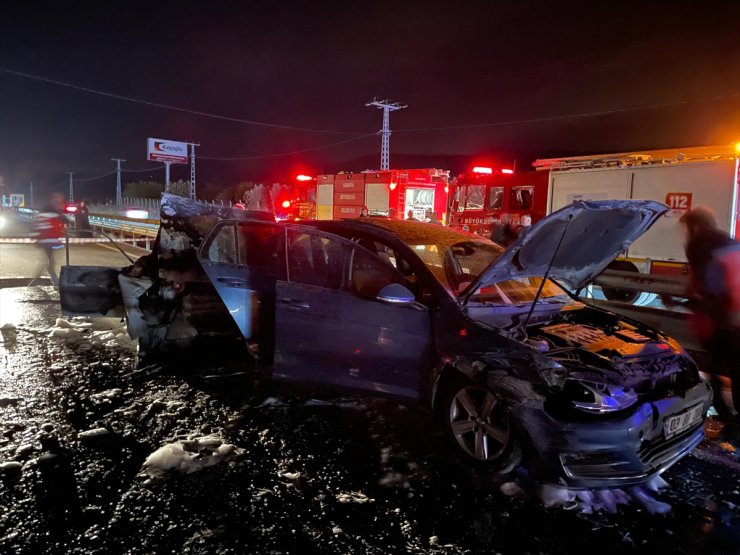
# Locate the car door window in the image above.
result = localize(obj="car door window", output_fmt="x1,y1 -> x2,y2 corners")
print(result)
207,224 -> 237,264
286,230 -> 349,289
350,247 -> 404,299
236,223 -> 282,272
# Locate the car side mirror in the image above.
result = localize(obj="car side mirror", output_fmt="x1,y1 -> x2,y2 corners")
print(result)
376,283 -> 415,304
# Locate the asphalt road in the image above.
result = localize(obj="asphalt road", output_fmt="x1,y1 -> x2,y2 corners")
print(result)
0,242 -> 144,285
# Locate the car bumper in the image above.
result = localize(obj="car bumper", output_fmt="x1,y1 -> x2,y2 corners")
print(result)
517,379 -> 712,489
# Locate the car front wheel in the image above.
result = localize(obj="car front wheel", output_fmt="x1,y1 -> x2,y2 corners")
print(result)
442,382 -> 521,472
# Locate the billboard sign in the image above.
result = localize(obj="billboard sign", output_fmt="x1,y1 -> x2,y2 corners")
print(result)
1,194 -> 25,208
147,138 -> 188,164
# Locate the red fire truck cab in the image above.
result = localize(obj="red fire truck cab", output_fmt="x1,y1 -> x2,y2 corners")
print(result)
271,175 -> 318,221
448,166 -> 549,237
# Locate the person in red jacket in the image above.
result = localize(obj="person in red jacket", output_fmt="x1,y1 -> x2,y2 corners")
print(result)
29,193 -> 67,287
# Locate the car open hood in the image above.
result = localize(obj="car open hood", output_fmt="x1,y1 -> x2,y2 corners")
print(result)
459,200 -> 668,305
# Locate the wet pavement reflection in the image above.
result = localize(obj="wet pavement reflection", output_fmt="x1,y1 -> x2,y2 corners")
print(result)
0,286 -> 738,554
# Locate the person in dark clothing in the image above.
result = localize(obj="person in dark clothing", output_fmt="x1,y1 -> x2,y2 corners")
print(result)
406,209 -> 418,221
678,206 -> 740,422
75,200 -> 91,237
490,221 -> 519,246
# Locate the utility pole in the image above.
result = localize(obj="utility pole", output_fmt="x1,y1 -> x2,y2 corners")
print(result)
112,158 -> 126,205
164,162 -> 171,193
188,142 -> 200,199
30,181 -> 34,207
68,172 -> 75,203
365,98 -> 407,170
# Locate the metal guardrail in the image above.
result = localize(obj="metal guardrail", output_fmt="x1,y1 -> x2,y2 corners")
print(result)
89,213 -> 159,237
593,269 -> 689,296
87,213 -> 158,250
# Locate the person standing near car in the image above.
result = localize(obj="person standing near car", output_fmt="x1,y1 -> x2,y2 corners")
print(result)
678,206 -> 740,423
29,193 -> 67,287
491,220 -> 518,246
75,199 -> 91,237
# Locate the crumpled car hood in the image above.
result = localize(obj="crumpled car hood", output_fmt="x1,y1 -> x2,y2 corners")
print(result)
458,199 -> 668,304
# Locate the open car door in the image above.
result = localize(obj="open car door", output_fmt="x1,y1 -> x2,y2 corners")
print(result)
199,221 -> 432,399
59,266 -> 126,318
197,220 -> 283,363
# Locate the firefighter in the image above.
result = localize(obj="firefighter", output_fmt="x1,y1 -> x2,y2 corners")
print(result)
678,206 -> 740,423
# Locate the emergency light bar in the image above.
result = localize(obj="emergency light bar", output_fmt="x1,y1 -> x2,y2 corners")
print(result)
502,169 -> 514,174
472,166 -> 493,174
296,174 -> 314,182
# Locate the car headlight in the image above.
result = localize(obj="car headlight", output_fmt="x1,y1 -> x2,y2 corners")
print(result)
562,379 -> 637,413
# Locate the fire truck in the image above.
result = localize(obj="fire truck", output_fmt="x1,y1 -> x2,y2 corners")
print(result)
271,175 -> 318,221
447,165 -> 549,237
279,168 -> 450,221
533,144 -> 740,303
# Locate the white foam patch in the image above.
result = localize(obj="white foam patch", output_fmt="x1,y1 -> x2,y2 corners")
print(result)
90,389 -> 123,403
502,474 -> 674,514
48,317 -> 137,351
78,427 -> 111,439
336,491 -> 374,504
142,435 -> 243,477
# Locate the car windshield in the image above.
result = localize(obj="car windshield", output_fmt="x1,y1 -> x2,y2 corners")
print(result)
359,219 -> 505,295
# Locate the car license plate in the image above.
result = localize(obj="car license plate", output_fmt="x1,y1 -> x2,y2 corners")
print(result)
663,404 -> 704,440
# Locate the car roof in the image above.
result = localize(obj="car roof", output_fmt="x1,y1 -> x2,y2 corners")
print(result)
303,218 -> 494,248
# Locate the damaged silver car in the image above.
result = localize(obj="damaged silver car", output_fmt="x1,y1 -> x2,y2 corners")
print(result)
60,194 -> 711,488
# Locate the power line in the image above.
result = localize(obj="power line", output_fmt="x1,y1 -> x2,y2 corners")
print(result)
199,133 -> 377,161
75,170 -> 117,182
393,93 -> 740,133
1,68 -> 367,136
123,166 -> 166,173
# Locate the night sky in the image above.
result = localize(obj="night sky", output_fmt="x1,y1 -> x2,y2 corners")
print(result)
1,0 -> 739,201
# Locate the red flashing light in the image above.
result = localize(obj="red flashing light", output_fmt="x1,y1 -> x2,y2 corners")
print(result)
459,328 -> 468,337
472,166 -> 493,174
65,205 -> 78,213
296,174 -> 314,182
281,200 -> 291,208
389,181 -> 397,191
444,185 -> 449,194
501,168 -> 514,174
